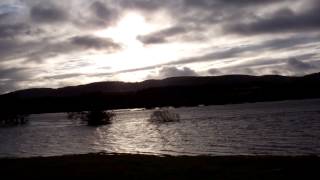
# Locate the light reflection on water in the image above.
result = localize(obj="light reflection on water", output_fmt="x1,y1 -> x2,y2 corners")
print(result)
0,99 -> 320,157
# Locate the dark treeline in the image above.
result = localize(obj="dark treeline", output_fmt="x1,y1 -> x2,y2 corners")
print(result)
1,72 -> 320,115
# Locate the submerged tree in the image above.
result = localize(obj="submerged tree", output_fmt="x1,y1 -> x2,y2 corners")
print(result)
0,113 -> 29,126
85,110 -> 115,126
150,109 -> 180,123
67,110 -> 115,126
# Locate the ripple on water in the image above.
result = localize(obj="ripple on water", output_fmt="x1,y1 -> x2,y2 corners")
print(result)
1,99 -> 320,157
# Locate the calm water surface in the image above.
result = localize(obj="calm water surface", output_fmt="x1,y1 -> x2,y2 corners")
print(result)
1,99 -> 320,157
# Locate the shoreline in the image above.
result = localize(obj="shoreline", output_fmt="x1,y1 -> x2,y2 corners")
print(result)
1,153 -> 319,179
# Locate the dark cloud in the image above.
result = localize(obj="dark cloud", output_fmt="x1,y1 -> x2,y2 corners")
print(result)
287,58 -> 317,72
0,3 -> 25,21
91,1 -> 112,19
90,1 -> 118,26
148,66 -> 198,79
137,35 -> 165,44
222,53 -> 317,71
119,0 -> 165,12
0,23 -> 42,39
165,47 -> 252,66
0,67 -> 33,94
0,0 -> 320,93
0,38 -> 39,62
0,23 -> 29,38
259,57 -> 320,76
30,3 -> 68,23
261,35 -> 320,50
0,12 -> 11,21
0,39 -> 65,63
98,37 -> 319,76
29,1 -> 119,29
0,80 -> 19,94
159,66 -> 197,77
0,34 -> 121,63
207,68 -> 221,75
43,73 -> 84,80
137,26 -> 187,44
130,0 -> 293,44
23,36 -> 121,62
217,55 -> 319,76
96,65 -> 198,79
177,0 -> 283,26
230,68 -> 256,75
0,4 -> 37,39
164,35 -> 320,67
70,35 -> 121,51
0,67 -> 27,80
183,0 -> 280,9
226,4 -> 320,35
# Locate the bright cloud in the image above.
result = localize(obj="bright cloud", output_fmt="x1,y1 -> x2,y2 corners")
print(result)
0,0 -> 319,93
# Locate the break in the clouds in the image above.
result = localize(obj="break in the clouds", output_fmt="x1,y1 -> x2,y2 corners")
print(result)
0,0 -> 320,94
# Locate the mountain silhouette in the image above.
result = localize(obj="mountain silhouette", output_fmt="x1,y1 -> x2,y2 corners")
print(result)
1,72 -> 320,114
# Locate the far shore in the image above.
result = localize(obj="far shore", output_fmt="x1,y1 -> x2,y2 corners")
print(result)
0,153 -> 319,179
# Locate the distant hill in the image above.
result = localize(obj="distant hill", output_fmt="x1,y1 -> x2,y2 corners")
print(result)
1,72 -> 320,114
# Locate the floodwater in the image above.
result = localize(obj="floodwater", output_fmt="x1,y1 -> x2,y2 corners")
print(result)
1,99 -> 320,157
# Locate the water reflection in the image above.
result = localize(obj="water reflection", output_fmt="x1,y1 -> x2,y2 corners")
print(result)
1,99 -> 320,157
92,113 -> 183,155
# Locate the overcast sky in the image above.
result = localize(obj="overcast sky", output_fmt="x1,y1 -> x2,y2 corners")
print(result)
0,0 -> 320,93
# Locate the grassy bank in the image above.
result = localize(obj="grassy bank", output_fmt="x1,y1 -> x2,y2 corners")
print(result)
0,153 -> 319,179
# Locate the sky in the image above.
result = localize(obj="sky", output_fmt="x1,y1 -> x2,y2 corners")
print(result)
0,0 -> 320,93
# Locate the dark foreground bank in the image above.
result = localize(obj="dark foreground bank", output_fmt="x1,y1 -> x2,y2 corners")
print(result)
0,153 -> 319,179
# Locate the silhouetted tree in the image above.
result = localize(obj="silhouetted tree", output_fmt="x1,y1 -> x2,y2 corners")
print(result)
0,113 -> 29,126
150,109 -> 180,122
85,110 -> 115,126
67,110 -> 115,126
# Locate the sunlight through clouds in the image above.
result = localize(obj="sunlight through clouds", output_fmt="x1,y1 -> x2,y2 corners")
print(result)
0,0 -> 320,93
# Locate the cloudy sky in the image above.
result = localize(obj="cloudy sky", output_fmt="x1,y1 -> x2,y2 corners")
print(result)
0,0 -> 320,93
